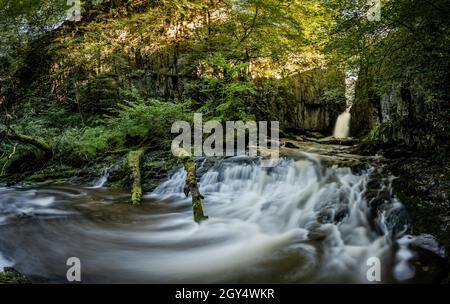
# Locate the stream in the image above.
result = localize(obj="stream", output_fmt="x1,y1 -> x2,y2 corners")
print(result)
0,153 -> 444,283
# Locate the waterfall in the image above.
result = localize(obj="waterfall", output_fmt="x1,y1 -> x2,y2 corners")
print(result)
148,156 -> 420,282
333,72 -> 357,139
91,166 -> 111,188
333,108 -> 351,138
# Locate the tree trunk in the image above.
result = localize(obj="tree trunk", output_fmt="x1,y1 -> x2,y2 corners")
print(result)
127,149 -> 144,206
178,148 -> 207,223
6,132 -> 52,156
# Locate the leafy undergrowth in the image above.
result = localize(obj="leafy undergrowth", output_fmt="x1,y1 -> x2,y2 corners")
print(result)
1,98 -> 190,185
356,118 -> 450,163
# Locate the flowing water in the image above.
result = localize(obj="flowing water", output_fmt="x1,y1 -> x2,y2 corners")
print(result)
0,156 -> 442,283
333,109 -> 351,139
90,165 -> 111,188
333,72 -> 356,139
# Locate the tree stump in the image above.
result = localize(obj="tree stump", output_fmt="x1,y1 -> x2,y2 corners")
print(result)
178,148 -> 207,223
127,149 -> 144,206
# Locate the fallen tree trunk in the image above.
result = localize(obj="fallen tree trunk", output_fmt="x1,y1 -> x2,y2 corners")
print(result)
127,149 -> 144,206
0,130 -> 53,176
178,148 -> 207,223
5,132 -> 52,156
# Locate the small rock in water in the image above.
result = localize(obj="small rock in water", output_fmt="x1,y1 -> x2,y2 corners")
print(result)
308,223 -> 332,241
284,142 -> 300,149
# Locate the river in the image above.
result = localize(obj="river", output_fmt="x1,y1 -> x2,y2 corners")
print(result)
0,151 -> 443,283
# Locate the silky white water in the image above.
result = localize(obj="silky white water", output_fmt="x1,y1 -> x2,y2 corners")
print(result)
150,156 -> 404,282
0,156 -> 437,283
90,165 -> 111,188
333,110 -> 351,138
333,73 -> 357,139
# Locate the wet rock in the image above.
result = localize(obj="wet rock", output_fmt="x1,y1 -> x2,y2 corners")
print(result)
386,156 -> 450,282
283,142 -> 300,149
317,206 -> 348,224
410,245 -> 448,284
396,234 -> 448,284
307,223 -> 332,241
334,205 -> 349,223
317,208 -> 333,224
315,137 -> 358,146
304,131 -> 325,139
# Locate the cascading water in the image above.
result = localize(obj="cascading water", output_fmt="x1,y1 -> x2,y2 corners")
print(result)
0,156 -> 444,283
333,73 -> 357,139
333,109 -> 351,139
151,156 -> 408,282
90,166 -> 111,188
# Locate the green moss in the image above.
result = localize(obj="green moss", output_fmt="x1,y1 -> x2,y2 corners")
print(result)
178,148 -> 207,223
127,149 -> 144,206
0,268 -> 31,284
144,161 -> 163,168
6,132 -> 52,155
131,182 -> 142,206
23,165 -> 77,183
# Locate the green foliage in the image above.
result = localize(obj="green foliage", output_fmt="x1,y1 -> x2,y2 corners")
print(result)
1,0 -> 449,179
12,103 -> 76,135
196,53 -> 256,121
78,73 -> 120,114
324,0 -> 449,100
111,99 -> 191,145
0,267 -> 31,284
58,127 -> 114,162
56,99 -> 190,164
325,0 -> 450,157
367,120 -> 400,142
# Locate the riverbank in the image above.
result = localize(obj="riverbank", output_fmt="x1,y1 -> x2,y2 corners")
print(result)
268,137 -> 450,283
387,157 -> 450,283
350,141 -> 450,283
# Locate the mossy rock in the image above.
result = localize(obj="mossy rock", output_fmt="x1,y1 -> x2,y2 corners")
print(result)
22,165 -> 78,184
0,268 -> 31,284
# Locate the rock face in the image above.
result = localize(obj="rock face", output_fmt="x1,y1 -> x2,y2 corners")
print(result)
143,54 -> 347,136
379,83 -> 427,124
260,69 -> 347,134
350,76 -> 448,153
349,75 -> 380,137
386,157 -> 450,282
285,101 -> 334,132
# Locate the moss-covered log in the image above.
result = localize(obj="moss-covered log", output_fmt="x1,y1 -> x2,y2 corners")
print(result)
127,149 -> 144,206
1,130 -> 53,176
178,148 -> 207,223
6,132 -> 52,156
